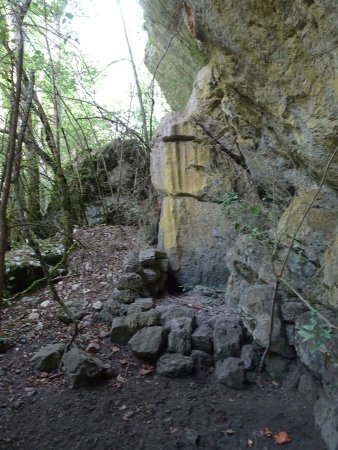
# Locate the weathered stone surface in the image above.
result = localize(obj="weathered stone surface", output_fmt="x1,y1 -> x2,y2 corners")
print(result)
112,288 -> 138,305
215,357 -> 245,390
62,347 -> 109,388
110,317 -> 136,345
128,326 -> 165,359
213,318 -> 243,361
155,305 -> 196,326
127,298 -> 154,313
156,353 -> 194,377
295,311 -> 338,395
167,317 -> 193,355
100,299 -> 127,324
298,373 -> 319,402
139,249 -> 166,267
240,344 -> 259,371
123,252 -> 141,273
239,284 -> 282,349
314,395 -> 338,450
192,324 -> 213,354
110,311 -> 160,345
191,350 -> 213,370
277,191 -> 338,264
116,272 -> 144,290
281,300 -> 307,323
321,234 -> 338,310
141,268 -> 161,284
30,343 -> 65,372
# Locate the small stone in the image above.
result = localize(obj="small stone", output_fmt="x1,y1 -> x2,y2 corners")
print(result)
215,357 -> 245,390
155,305 -> 196,326
191,350 -> 213,370
92,301 -> 103,311
185,429 -> 199,445
28,312 -> 39,321
156,353 -> 194,377
40,300 -> 50,308
110,317 -> 136,345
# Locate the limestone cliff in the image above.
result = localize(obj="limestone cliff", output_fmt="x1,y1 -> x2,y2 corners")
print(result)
141,2 -> 338,447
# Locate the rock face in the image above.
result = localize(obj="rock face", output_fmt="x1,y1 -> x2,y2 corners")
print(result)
141,0 -> 338,446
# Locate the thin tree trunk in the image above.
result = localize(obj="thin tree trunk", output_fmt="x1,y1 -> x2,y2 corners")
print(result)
0,0 -> 31,317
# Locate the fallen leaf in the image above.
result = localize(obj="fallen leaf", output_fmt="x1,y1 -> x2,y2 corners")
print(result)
86,342 -> 101,353
273,431 -> 291,444
111,346 -> 120,354
119,359 -> 129,365
118,404 -> 127,411
116,374 -> 127,383
247,439 -> 253,448
261,427 -> 273,437
225,428 -> 235,435
37,372 -> 49,379
140,364 -> 155,376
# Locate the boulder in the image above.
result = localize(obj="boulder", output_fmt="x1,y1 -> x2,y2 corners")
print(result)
127,298 -> 154,314
110,317 -> 137,344
128,326 -> 165,359
239,284 -> 282,349
192,324 -> 213,353
139,249 -> 167,267
215,357 -> 245,390
213,318 -> 243,361
167,317 -> 193,355
30,343 -> 65,372
141,268 -> 161,284
62,347 -> 110,388
156,353 -> 194,377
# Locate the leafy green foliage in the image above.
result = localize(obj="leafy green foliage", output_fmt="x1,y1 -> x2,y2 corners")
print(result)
299,311 -> 333,353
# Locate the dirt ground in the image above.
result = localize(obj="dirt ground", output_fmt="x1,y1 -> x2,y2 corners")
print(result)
0,226 -> 326,450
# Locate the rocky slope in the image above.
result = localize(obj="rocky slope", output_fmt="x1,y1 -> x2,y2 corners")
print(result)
140,1 -> 338,448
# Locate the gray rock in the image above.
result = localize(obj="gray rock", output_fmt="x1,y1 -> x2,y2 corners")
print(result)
215,357 -> 245,390
116,272 -> 144,290
158,258 -> 169,272
112,288 -> 138,304
110,317 -> 136,344
62,347 -> 109,388
123,252 -> 141,273
58,301 -> 87,324
285,324 -> 295,346
139,249 -> 166,267
314,395 -> 338,450
99,299 -> 125,324
265,354 -> 292,380
128,326 -> 165,359
191,350 -> 213,370
184,429 -> 199,445
213,318 -> 243,361
282,363 -> 302,391
281,300 -> 307,323
132,310 -> 161,328
127,298 -> 154,314
240,344 -> 259,370
141,268 -> 161,283
156,353 -> 194,377
30,343 -> 65,372
167,317 -> 193,355
298,373 -> 319,401
155,305 -> 196,326
192,324 -> 213,353
239,284 -> 282,348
